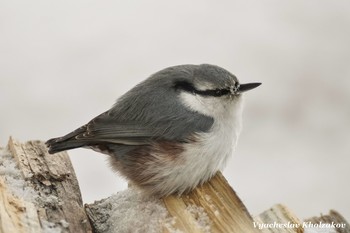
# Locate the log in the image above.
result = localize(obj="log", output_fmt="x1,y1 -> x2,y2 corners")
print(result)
254,204 -> 303,233
304,210 -> 350,233
84,173 -> 345,233
0,138 -> 92,233
163,172 -> 260,233
1,138 -> 349,233
254,205 -> 350,233
0,176 -> 42,233
85,172 -> 261,233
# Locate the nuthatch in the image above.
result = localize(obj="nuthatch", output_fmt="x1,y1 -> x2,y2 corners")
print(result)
46,64 -> 261,197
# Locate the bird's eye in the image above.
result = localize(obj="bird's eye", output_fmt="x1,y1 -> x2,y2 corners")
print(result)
210,89 -> 230,96
232,82 -> 240,93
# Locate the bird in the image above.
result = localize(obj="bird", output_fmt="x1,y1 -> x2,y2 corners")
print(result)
46,64 -> 261,197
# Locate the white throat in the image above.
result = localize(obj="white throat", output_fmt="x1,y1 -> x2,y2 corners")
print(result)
176,92 -> 244,191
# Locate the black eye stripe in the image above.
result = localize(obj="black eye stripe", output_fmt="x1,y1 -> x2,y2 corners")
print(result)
173,81 -> 196,93
196,89 -> 231,97
174,81 -> 231,97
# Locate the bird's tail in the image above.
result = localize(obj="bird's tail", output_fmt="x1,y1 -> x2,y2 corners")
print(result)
46,126 -> 87,154
45,137 -> 87,154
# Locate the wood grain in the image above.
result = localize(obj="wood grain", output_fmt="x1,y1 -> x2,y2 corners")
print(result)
254,204 -> 303,233
163,172 -> 261,233
3,138 -> 92,233
0,177 -> 42,233
2,138 -> 349,233
305,210 -> 350,233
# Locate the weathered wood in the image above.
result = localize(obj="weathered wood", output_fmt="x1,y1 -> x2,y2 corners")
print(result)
163,195 -> 204,233
2,138 -> 350,233
254,204 -> 303,233
1,138 -> 92,233
84,198 -> 113,233
305,210 -> 350,233
0,177 -> 42,233
85,172 -> 261,233
163,172 -> 261,233
85,188 -> 170,233
254,205 -> 350,233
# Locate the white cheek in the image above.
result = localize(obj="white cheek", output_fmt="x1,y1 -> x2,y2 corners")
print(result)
179,92 -> 242,119
179,92 -> 222,117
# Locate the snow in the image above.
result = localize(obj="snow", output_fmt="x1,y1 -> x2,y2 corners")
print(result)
41,220 -> 64,233
0,147 -> 69,233
41,220 -> 69,233
0,147 -> 38,202
163,218 -> 183,233
89,188 -> 171,233
88,187 -> 215,233
186,204 -> 211,233
59,219 -> 70,228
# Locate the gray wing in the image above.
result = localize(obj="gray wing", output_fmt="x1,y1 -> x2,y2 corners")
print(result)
76,111 -> 177,145
77,106 -> 213,144
46,107 -> 213,153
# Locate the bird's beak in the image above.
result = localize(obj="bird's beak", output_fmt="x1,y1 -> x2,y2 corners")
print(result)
237,82 -> 261,93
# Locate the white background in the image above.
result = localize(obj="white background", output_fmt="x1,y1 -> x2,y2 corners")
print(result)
1,0 -> 349,220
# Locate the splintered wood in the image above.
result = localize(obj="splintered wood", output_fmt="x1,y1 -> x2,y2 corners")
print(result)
0,138 -> 92,233
305,210 -> 350,233
163,172 -> 260,233
254,204 -> 303,233
0,177 -> 42,233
